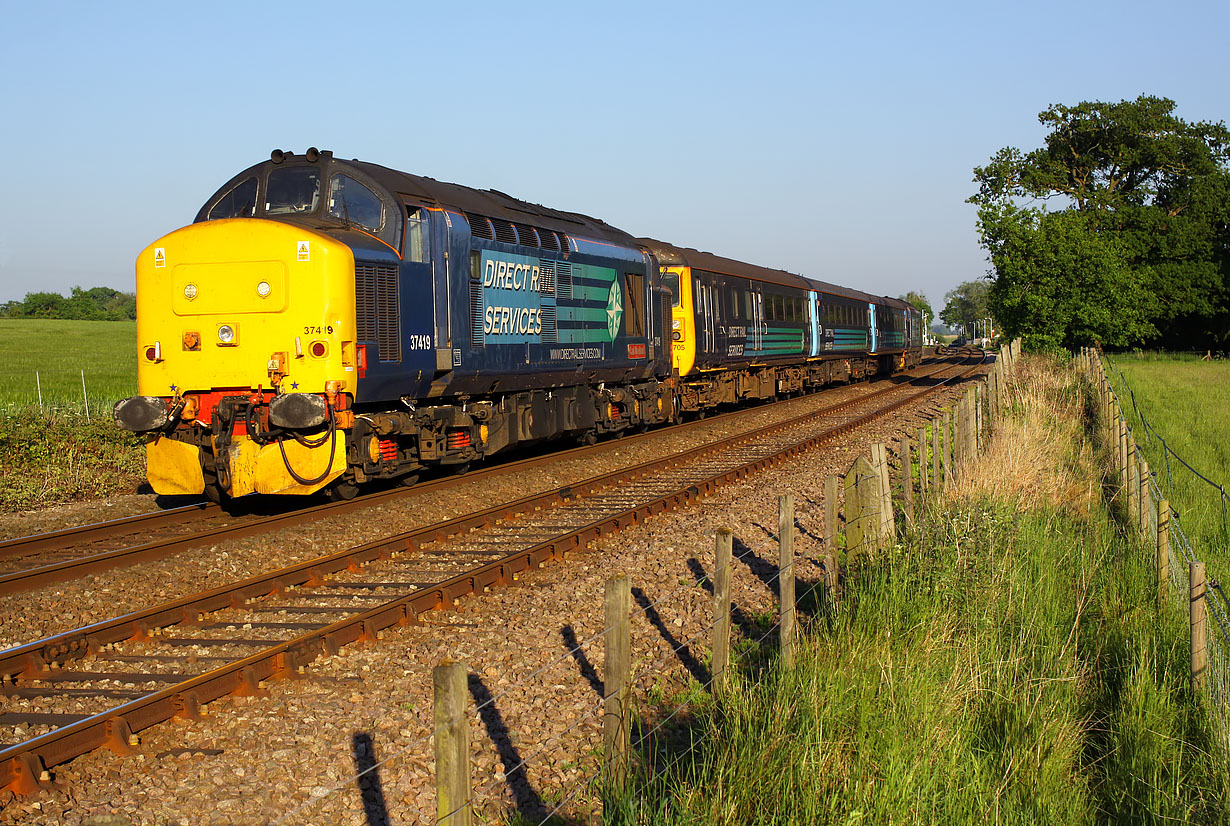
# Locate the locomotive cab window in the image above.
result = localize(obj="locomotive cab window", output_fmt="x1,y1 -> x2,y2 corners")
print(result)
328,174 -> 384,233
207,177 -> 257,220
405,206 -> 427,262
662,270 -> 680,308
266,166 -> 320,215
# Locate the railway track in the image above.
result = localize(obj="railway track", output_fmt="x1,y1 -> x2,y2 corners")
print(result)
0,354 -> 954,597
0,350 -> 985,794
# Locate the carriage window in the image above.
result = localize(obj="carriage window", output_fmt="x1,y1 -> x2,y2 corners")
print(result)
207,177 -> 257,220
266,167 -> 320,215
328,174 -> 384,232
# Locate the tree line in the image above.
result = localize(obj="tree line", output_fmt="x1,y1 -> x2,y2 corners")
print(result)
970,95 -> 1229,351
0,287 -> 136,321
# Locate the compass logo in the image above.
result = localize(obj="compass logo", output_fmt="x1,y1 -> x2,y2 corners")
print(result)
606,280 -> 623,341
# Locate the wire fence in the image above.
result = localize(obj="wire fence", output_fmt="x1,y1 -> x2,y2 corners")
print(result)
1095,350 -> 1230,749
1104,354 -> 1230,540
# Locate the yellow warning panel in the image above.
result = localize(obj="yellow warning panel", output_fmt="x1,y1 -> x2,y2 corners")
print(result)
222,438 -> 264,498
146,437 -> 204,495
254,436 -> 347,495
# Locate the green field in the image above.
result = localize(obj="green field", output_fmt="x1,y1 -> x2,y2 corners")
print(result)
1107,353 -> 1230,566
0,318 -> 137,412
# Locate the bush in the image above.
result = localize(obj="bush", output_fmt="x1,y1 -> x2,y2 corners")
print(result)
0,410 -> 145,511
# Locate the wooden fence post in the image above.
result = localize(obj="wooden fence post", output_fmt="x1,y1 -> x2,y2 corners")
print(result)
900,433 -> 914,527
824,474 -> 840,594
870,443 -> 894,542
712,528 -> 732,692
965,390 -> 976,460
1127,434 -> 1139,528
604,575 -> 631,789
931,419 -> 941,491
844,454 -> 880,562
434,659 -> 472,826
917,425 -> 928,502
1191,561 -> 1207,692
779,495 -> 796,669
1138,457 -> 1151,542
942,411 -> 953,486
1157,499 -> 1170,611
1117,420 -> 1129,500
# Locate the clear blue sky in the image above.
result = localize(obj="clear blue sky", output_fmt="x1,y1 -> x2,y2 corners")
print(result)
1,0 -> 1226,316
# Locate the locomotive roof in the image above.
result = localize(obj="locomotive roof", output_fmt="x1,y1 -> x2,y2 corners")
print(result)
345,159 -> 642,248
636,238 -> 887,305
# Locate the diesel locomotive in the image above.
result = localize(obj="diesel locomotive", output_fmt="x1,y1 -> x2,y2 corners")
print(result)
114,149 -> 923,501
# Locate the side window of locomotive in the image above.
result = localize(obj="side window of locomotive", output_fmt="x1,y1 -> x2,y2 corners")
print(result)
405,206 -> 427,262
624,273 -> 646,337
328,174 -> 384,233
266,167 -> 320,215
662,270 -> 680,308
207,177 -> 257,220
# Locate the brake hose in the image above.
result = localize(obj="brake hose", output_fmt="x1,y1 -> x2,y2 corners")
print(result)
278,405 -> 338,486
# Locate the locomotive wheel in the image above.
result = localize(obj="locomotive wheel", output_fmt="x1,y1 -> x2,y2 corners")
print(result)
577,431 -> 598,447
327,480 -> 360,501
399,472 -> 421,488
202,469 -> 224,504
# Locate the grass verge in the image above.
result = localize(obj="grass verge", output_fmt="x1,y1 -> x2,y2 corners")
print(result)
606,356 -> 1229,825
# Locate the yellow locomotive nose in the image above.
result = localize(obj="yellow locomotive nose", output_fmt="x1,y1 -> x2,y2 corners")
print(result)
136,218 -> 356,397
131,218 -> 357,497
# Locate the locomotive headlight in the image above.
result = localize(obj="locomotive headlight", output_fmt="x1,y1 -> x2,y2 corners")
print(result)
184,284 -> 198,301
217,324 -> 237,345
256,280 -> 271,298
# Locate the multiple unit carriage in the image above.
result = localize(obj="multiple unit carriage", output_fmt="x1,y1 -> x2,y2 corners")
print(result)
114,150 -> 923,501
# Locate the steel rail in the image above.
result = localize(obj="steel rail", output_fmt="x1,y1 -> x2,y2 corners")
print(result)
0,356 -> 952,595
6,356 -> 948,559
0,351 -> 985,793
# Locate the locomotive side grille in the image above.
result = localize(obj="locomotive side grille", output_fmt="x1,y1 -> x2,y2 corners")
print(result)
536,260 -> 555,295
465,212 -> 494,240
538,230 -> 560,252
470,281 -> 484,349
512,223 -> 539,247
540,305 -> 557,343
355,263 -> 401,363
492,219 -> 518,245
462,212 -> 569,254
555,261 -> 573,299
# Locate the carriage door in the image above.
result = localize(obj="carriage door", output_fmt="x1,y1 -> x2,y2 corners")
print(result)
868,302 -> 878,353
699,282 -> 716,356
751,291 -> 764,354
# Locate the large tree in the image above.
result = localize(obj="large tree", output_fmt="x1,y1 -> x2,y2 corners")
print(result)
970,95 -> 1230,350
940,280 -> 991,330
